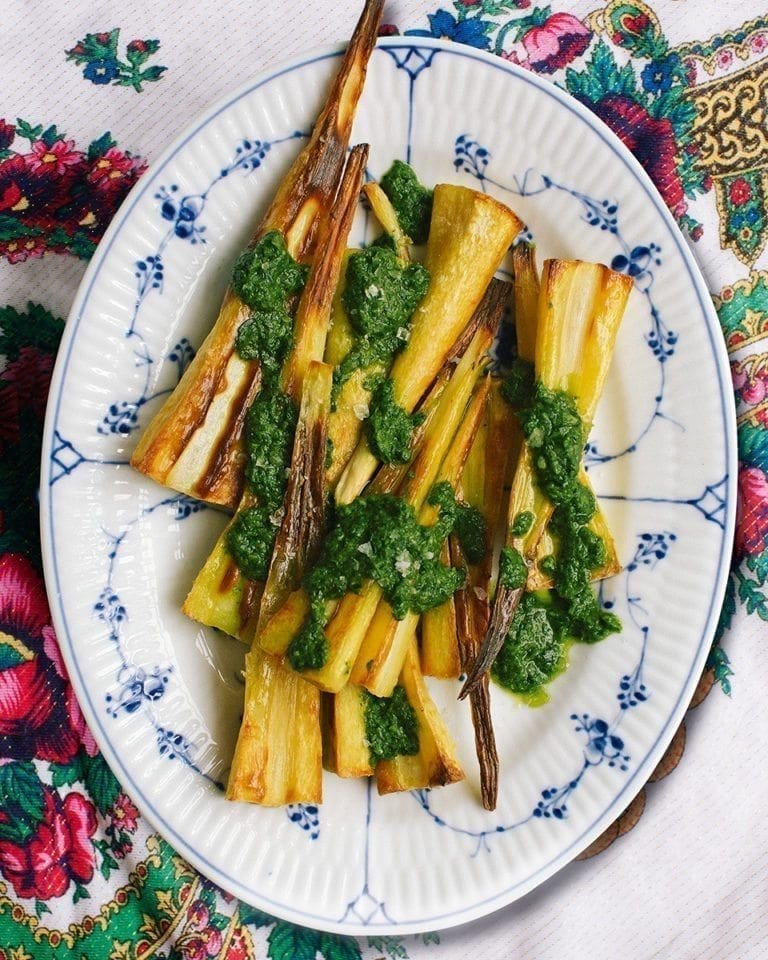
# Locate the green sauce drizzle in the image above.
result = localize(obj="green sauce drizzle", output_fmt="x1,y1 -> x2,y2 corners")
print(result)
366,377 -> 424,465
243,391 -> 297,513
499,547 -> 527,590
336,244 -> 430,388
225,506 -> 277,583
500,358 -> 535,409
492,593 -> 567,698
226,231 -> 308,581
511,511 -> 535,537
364,685 -> 420,764
287,482 -> 466,671
231,230 -> 309,314
380,160 -> 433,245
494,381 -> 622,699
453,503 -> 487,566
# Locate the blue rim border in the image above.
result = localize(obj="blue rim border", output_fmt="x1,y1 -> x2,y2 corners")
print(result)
40,37 -> 737,936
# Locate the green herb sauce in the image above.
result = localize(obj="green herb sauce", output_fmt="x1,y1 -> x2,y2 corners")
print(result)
231,230 -> 309,314
234,308 -> 293,379
500,358 -> 535,409
492,593 -> 567,698
453,503 -> 487,566
380,160 -> 433,245
336,244 -> 429,388
288,482 -> 466,670
511,511 -> 535,537
494,381 -> 622,698
243,391 -> 297,513
499,546 -> 527,590
287,618 -> 328,672
226,231 -> 309,582
225,506 -> 277,582
366,377 -> 424,465
364,685 -> 419,763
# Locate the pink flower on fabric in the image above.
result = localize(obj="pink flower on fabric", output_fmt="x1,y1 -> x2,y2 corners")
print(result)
521,13 -> 591,74
42,626 -> 99,757
0,787 -> 97,900
736,465 -> 768,558
26,139 -> 84,175
0,237 -> 46,264
87,147 -> 138,184
109,793 -> 140,832
0,554 -> 86,764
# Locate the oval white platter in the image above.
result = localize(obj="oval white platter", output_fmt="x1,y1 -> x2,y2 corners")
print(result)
41,37 -> 736,935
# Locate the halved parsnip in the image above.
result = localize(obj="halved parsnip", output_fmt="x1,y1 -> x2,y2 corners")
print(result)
352,376 -> 491,697
376,638 -> 464,794
462,260 -> 632,696
226,645 -> 322,805
183,147 -> 367,640
334,187 -> 522,504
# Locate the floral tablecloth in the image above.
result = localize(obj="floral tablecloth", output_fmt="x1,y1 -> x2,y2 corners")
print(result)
1,2 -> 766,958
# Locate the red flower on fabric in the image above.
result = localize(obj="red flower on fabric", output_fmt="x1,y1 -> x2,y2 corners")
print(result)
0,121 -> 15,152
108,793 -> 139,832
728,178 -> 752,207
0,554 -> 82,764
0,237 -> 47,264
586,94 -> 685,212
521,13 -> 591,74
43,626 -> 99,758
87,147 -> 139,185
26,139 -> 84,176
0,153 -> 73,232
735,465 -> 768,558
0,787 -> 97,900
179,900 -> 224,959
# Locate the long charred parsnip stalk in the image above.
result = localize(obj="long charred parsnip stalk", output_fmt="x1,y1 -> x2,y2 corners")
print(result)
257,361 -> 450,655
182,147 -> 368,641
449,384 -> 515,810
376,637 -> 465,794
226,645 -> 322,805
461,260 -> 632,697
258,362 -> 333,629
452,536 -> 498,810
334,186 -> 522,504
351,376 -> 491,698
130,0 -> 383,509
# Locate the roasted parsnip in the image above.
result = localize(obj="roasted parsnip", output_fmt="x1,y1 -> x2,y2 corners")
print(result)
131,0 -> 383,508
461,259 -> 632,696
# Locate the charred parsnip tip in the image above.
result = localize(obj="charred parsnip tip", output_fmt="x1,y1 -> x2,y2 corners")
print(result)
334,187 -> 522,505
283,144 -> 369,401
461,260 -> 632,698
257,362 -> 333,631
452,537 -> 499,811
130,0 -> 382,510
